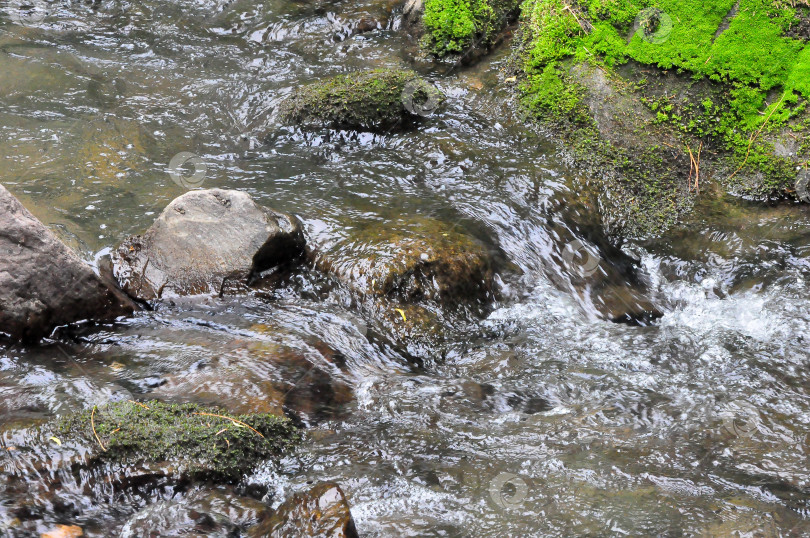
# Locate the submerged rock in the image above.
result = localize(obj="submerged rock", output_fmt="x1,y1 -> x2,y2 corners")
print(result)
150,329 -> 354,426
120,486 -> 272,538
112,189 -> 305,300
312,215 -> 494,305
279,68 -> 444,131
0,184 -> 136,342
309,215 -> 496,358
248,483 -> 359,538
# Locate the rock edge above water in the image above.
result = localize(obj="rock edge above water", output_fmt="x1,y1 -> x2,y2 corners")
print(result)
113,189 -> 306,301
0,184 -> 137,342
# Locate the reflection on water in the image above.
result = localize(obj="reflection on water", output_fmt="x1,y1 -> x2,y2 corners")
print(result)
1,0 -> 810,535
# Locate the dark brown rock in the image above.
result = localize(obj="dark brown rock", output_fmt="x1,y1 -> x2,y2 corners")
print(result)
0,184 -> 136,342
112,189 -> 305,300
248,483 -> 359,538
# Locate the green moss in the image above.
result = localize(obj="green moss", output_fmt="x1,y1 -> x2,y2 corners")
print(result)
519,62 -> 590,124
279,69 -> 444,131
56,401 -> 299,482
518,0 -> 810,205
422,0 -> 521,56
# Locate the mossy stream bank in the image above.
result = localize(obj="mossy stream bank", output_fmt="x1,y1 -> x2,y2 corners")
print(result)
417,0 -> 810,238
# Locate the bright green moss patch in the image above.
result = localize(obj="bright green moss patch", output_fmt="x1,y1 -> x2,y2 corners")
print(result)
422,0 -> 522,56
56,401 -> 299,482
518,0 -> 810,203
519,62 -> 589,124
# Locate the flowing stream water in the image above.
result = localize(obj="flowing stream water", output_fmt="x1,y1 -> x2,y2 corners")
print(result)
1,0 -> 809,535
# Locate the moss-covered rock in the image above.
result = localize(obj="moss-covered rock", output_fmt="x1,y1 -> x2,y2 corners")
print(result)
54,401 -> 299,482
420,0 -> 522,58
279,68 -> 444,131
313,216 -> 494,304
513,0 -> 810,238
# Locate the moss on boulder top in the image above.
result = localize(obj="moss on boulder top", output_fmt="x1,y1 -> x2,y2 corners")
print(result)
421,0 -> 522,57
54,401 -> 299,482
514,0 -> 810,237
279,68 -> 444,131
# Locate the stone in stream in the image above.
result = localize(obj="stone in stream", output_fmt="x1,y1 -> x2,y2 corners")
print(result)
112,189 -> 306,300
402,0 -> 521,63
0,184 -> 137,342
0,402 -> 299,536
308,215 -> 496,358
247,483 -> 359,538
312,215 -> 494,305
149,329 -> 355,426
278,68 -> 444,131
120,486 -> 273,538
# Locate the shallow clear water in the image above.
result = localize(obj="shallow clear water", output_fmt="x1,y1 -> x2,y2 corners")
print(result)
1,0 -> 809,535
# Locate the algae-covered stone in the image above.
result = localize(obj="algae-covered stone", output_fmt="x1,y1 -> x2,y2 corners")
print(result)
54,401 -> 299,482
308,214 -> 496,359
311,215 -> 494,305
279,68 -> 444,131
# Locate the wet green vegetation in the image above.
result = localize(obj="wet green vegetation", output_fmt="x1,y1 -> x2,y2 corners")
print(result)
516,0 -> 810,204
55,401 -> 299,482
422,0 -> 522,55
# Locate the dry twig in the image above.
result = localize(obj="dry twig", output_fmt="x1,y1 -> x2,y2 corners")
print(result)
91,406 -> 107,452
192,412 -> 265,439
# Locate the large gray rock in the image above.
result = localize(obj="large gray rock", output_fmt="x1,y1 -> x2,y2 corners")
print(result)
112,189 -> 305,300
0,184 -> 136,342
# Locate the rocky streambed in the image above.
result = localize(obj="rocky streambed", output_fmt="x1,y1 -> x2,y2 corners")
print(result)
2,0 -> 810,535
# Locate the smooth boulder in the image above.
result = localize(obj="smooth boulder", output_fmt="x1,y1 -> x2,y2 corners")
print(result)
112,189 -> 305,300
248,483 -> 359,538
0,184 -> 136,342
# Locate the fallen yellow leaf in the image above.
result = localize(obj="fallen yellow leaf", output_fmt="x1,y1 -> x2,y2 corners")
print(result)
48,436 -> 62,446
41,524 -> 83,538
505,76 -> 517,83
395,308 -> 407,322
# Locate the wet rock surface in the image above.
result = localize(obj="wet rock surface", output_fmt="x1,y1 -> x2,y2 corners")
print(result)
279,68 -> 444,131
308,215 -> 496,357
149,326 -> 355,426
248,483 -> 359,538
0,184 -> 136,342
0,402 -> 298,536
120,486 -> 272,538
311,215 -> 494,304
112,189 -> 306,301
